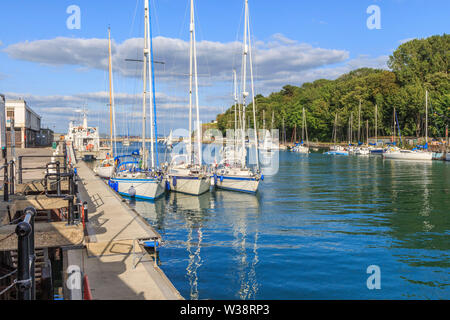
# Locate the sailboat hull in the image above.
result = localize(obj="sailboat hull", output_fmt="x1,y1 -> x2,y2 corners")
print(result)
215,176 -> 260,194
94,165 -> 115,179
168,175 -> 210,196
110,177 -> 165,200
384,151 -> 432,161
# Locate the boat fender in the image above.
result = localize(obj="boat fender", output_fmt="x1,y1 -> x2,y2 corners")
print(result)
173,176 -> 177,187
220,176 -> 224,183
261,175 -> 264,181
214,174 -> 218,185
128,186 -> 136,198
166,180 -> 171,191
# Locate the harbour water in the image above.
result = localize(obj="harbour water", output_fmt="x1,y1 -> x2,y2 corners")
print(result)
98,146 -> 449,299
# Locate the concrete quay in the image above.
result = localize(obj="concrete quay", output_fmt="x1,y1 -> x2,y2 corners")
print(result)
75,161 -> 183,300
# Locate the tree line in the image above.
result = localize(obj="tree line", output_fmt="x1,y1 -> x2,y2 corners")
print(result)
216,34 -> 449,143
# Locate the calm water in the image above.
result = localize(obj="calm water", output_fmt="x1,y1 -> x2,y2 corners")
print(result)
109,146 -> 450,299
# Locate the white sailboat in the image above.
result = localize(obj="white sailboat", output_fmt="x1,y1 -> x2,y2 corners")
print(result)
215,0 -> 262,194
167,0 -> 210,196
353,100 -> 370,155
94,27 -> 117,179
384,90 -> 433,161
291,108 -> 309,154
324,113 -> 349,156
369,104 -> 384,155
110,0 -> 165,200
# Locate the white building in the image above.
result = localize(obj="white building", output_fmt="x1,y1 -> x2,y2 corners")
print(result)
5,99 -> 41,148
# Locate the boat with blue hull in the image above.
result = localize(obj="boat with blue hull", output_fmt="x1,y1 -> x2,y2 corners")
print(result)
213,0 -> 262,194
109,175 -> 165,200
109,0 -> 165,200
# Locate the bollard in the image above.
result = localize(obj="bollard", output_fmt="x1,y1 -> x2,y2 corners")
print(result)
24,207 -> 37,300
15,207 -> 36,300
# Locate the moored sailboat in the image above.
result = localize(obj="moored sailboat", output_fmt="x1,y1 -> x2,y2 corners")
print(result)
167,0 -> 210,196
94,27 -> 117,179
384,90 -> 433,161
110,0 -> 165,200
215,0 -> 262,194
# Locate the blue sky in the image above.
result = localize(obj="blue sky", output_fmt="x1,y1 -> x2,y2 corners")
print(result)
0,0 -> 448,134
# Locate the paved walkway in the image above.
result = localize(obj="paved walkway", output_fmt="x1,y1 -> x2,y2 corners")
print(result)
76,161 -> 182,300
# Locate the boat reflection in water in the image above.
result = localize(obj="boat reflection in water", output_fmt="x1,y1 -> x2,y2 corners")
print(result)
215,191 -> 261,300
168,192 -> 211,300
140,190 -> 261,300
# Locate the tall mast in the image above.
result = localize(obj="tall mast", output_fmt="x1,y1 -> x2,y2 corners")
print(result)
148,0 -> 159,169
366,119 -> 369,146
302,108 -> 305,142
334,113 -> 338,144
240,0 -> 249,168
393,106 -> 396,144
108,27 -> 114,157
189,0 -> 202,166
425,90 -> 428,144
145,0 -> 156,169
245,0 -> 259,170
263,110 -> 265,131
303,107 -> 309,146
233,70 -> 238,159
358,100 -> 361,143
141,0 -> 150,169
350,112 -> 353,144
188,0 -> 194,165
375,104 -> 378,146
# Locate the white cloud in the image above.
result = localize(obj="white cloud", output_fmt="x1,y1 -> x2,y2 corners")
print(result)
3,34 -> 390,130
4,91 -> 222,133
4,34 -> 350,89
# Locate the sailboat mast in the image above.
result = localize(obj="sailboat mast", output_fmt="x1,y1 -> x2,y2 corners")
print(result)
425,90 -> 428,143
240,0 -> 249,168
141,0 -> 150,170
375,104 -> 378,146
148,0 -> 159,169
303,108 -> 309,146
334,113 -> 338,144
191,0 -> 202,166
108,27 -> 114,157
366,119 -> 369,145
263,110 -> 265,131
358,100 -> 361,143
393,106 -> 396,144
245,0 -> 259,169
188,0 -> 194,165
302,108 -> 305,142
145,0 -> 156,169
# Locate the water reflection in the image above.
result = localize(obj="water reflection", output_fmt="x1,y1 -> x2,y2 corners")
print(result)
122,151 -> 449,299
216,191 -> 261,299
